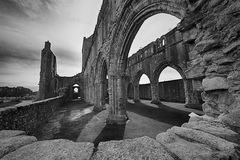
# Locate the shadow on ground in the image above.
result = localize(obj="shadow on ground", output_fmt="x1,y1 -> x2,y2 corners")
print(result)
34,99 -> 97,141
35,99 -> 195,145
126,101 -> 189,126
93,124 -> 126,147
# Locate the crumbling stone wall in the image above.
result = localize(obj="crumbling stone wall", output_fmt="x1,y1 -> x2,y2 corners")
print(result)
0,96 -> 63,135
180,0 -> 240,131
39,42 -> 84,102
56,73 -> 84,101
39,41 -> 57,100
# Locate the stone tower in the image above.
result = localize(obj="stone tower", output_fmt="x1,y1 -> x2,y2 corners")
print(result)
38,41 -> 57,100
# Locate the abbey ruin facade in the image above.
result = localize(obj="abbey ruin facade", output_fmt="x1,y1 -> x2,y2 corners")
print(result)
39,0 -> 240,126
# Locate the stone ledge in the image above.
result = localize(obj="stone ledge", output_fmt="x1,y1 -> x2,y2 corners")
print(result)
0,130 -> 26,140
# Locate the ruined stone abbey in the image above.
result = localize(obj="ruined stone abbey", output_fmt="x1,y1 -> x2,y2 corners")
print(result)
1,0 -> 240,159
39,0 -> 240,125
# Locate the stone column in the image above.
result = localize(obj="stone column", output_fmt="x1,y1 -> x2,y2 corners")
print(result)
93,81 -> 105,111
133,84 -> 140,102
184,79 -> 201,109
106,74 -> 128,125
151,81 -> 160,104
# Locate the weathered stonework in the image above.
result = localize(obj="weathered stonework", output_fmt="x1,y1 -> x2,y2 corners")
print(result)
0,96 -> 64,135
79,0 -> 240,125
39,42 -> 84,102
37,0 -> 240,130
2,122 -> 240,160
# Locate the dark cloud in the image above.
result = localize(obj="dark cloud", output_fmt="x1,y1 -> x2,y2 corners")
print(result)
0,43 -> 40,67
53,48 -> 81,65
0,0 -> 28,18
0,0 -> 58,20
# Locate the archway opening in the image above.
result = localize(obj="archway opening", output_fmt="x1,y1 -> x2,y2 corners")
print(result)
139,74 -> 152,100
109,2 -> 192,129
127,83 -> 134,99
72,84 -> 80,99
128,14 -> 180,57
158,66 -> 185,103
101,60 -> 109,105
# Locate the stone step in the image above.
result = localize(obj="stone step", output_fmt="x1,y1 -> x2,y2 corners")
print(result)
168,126 -> 240,159
156,131 -> 232,160
0,130 -> 26,140
1,139 -> 94,160
182,121 -> 240,144
0,135 -> 37,159
92,136 -> 176,160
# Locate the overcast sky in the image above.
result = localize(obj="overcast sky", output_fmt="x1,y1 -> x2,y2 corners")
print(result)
0,0 -> 180,91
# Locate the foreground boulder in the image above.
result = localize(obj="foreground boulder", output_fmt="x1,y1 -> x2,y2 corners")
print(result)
92,136 -> 176,160
182,120 -> 240,144
156,132 -> 217,160
1,139 -> 94,160
0,135 -> 37,158
165,126 -> 240,159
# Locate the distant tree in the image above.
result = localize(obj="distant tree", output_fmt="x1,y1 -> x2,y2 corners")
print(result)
0,86 -> 33,97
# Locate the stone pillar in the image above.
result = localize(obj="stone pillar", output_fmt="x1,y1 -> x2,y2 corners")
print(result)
106,74 -> 128,125
93,81 -> 105,111
184,79 -> 201,109
151,81 -> 160,104
133,84 -> 140,102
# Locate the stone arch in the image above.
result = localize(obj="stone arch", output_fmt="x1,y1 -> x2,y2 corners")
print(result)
152,62 -> 186,83
72,83 -> 81,99
96,53 -> 109,80
94,55 -> 110,110
110,1 -> 186,74
100,59 -> 109,105
107,1 -> 187,123
152,61 -> 197,106
132,70 -> 151,102
133,70 -> 151,85
127,82 -> 134,99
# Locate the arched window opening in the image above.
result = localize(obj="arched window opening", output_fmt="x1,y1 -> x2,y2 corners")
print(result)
73,84 -> 79,87
101,61 -> 109,104
158,67 -> 185,103
139,74 -> 151,100
74,88 -> 79,93
162,39 -> 165,46
158,67 -> 182,82
139,74 -> 150,85
127,83 -> 134,99
72,84 -> 80,99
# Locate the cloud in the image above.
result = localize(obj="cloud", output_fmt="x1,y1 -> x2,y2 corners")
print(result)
0,0 -> 58,20
0,44 -> 39,63
0,0 -> 104,90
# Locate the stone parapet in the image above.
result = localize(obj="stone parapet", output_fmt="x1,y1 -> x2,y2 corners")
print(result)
0,96 -> 64,135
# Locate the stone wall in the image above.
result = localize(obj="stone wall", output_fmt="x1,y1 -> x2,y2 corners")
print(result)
0,96 -> 64,135
38,41 -> 85,102
128,79 -> 201,103
56,73 -> 84,101
181,0 -> 240,125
